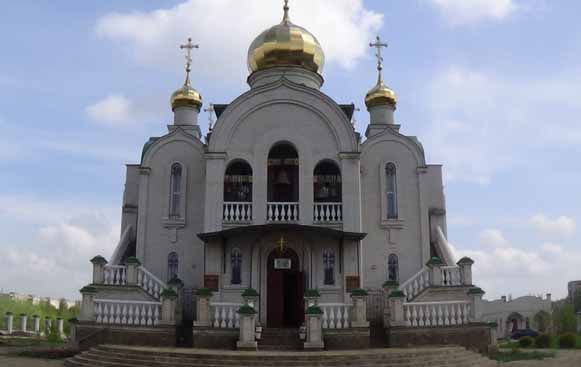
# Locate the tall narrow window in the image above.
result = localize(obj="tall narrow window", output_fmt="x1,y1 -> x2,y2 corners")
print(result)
388,254 -> 399,282
169,163 -> 183,219
167,252 -> 179,281
323,249 -> 335,285
231,248 -> 242,285
385,163 -> 398,219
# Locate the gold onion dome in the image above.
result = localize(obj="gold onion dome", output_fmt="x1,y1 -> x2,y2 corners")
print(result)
247,1 -> 325,74
171,84 -> 202,111
365,80 -> 397,108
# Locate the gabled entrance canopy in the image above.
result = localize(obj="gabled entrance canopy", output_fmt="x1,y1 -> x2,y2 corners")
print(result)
197,223 -> 366,242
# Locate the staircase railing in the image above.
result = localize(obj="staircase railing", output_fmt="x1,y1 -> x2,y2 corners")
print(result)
441,266 -> 462,286
403,300 -> 471,327
136,267 -> 166,300
320,303 -> 352,329
210,302 -> 241,329
94,299 -> 161,326
400,267 -> 430,302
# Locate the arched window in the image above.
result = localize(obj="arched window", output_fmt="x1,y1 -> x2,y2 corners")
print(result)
231,248 -> 242,285
167,252 -> 179,281
267,143 -> 299,203
323,249 -> 335,285
314,161 -> 342,203
169,163 -> 183,219
388,254 -> 399,282
224,161 -> 253,202
385,163 -> 398,219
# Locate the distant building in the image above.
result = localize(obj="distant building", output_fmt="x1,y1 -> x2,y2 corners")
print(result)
568,281 -> 581,307
0,292 -> 78,309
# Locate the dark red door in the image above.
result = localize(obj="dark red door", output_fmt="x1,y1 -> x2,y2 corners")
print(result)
267,248 -> 302,328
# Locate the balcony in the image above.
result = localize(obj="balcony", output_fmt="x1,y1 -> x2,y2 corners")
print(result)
313,202 -> 343,224
267,202 -> 299,222
223,202 -> 252,223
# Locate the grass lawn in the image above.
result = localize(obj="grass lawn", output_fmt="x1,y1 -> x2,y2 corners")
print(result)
490,349 -> 556,363
499,334 -> 581,350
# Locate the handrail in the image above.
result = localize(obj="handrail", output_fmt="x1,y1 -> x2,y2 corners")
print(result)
404,300 -> 470,306
400,267 -> 429,289
94,299 -> 161,305
138,266 -> 166,288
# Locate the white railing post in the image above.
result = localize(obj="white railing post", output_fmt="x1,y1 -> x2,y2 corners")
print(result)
236,305 -> 257,350
350,289 -> 369,328
457,257 -> 475,286
304,306 -> 324,350
388,290 -> 407,326
20,314 -> 28,333
313,203 -> 343,223
94,299 -> 161,326
79,286 -> 98,322
400,268 -> 430,301
468,287 -> 485,322
56,318 -> 65,338
90,255 -> 107,285
160,289 -> 178,326
194,289 -> 213,327
427,257 -> 444,287
32,315 -> 40,335
5,312 -> 13,335
125,257 -> 141,286
223,202 -> 253,222
267,202 -> 299,222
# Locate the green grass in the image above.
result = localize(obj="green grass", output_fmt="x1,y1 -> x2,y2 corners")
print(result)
0,298 -> 79,336
498,335 -> 581,350
491,349 -> 556,363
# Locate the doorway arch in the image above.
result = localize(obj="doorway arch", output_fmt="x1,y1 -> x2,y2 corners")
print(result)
266,246 -> 304,328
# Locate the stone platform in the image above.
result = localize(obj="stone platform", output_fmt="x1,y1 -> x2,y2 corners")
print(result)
65,344 -> 497,367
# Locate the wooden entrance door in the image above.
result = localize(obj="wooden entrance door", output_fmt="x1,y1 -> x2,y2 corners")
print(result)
267,248 -> 304,328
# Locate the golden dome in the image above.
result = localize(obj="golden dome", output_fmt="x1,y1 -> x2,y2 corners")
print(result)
365,80 -> 397,108
171,84 -> 202,111
247,2 -> 325,74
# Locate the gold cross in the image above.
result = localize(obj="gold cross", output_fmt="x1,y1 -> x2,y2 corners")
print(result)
179,37 -> 199,85
282,0 -> 290,23
277,235 -> 287,253
369,35 -> 388,73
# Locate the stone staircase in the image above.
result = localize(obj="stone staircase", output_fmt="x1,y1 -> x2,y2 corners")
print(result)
257,328 -> 302,351
65,344 -> 498,367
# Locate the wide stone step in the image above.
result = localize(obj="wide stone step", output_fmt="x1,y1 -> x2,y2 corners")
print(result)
64,345 -> 496,367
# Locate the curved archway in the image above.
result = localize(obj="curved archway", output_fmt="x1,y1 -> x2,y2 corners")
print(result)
223,160 -> 253,222
267,246 -> 303,327
267,143 -> 299,222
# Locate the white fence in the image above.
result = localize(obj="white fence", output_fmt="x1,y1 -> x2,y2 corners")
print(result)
210,302 -> 241,329
404,301 -> 471,327
94,299 -> 161,326
103,265 -> 126,286
136,267 -> 165,300
320,303 -> 352,329
400,268 -> 430,302
223,202 -> 252,223
313,203 -> 343,224
267,202 -> 299,222
441,266 -> 462,286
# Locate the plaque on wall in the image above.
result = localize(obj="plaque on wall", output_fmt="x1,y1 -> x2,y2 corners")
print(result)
345,275 -> 360,292
204,274 -> 219,291
274,258 -> 292,270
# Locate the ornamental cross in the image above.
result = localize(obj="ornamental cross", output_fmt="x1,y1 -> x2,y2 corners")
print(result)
277,235 -> 287,253
283,0 -> 290,23
204,103 -> 215,130
180,37 -> 199,77
369,35 -> 388,72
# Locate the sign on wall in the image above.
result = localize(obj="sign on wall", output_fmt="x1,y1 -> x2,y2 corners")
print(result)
274,258 -> 292,270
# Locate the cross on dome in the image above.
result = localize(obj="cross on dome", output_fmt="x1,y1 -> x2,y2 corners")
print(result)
179,37 -> 199,86
283,0 -> 290,24
369,35 -> 388,82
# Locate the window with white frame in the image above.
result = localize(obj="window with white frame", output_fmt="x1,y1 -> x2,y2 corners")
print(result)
169,163 -> 183,219
323,248 -> 335,285
385,163 -> 398,219
231,247 -> 242,285
167,252 -> 179,281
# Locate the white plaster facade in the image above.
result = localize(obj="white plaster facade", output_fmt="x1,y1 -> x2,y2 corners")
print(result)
481,295 -> 553,338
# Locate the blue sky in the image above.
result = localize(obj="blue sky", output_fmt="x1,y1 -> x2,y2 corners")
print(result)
0,0 -> 579,300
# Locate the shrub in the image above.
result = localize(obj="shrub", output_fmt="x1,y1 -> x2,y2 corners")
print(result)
559,333 -> 577,349
518,336 -> 534,348
535,334 -> 551,348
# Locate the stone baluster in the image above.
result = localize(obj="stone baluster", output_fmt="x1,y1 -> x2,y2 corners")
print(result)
468,287 -> 485,322
20,314 -> 28,333
457,257 -> 475,286
5,312 -> 13,335
125,257 -> 141,286
427,257 -> 444,286
304,305 -> 324,350
388,290 -> 407,326
90,255 -> 108,285
382,280 -> 399,327
350,289 -> 370,328
44,317 -> 52,336
160,288 -> 178,325
56,318 -> 65,338
194,288 -> 213,327
32,315 -> 40,334
79,286 -> 98,322
236,305 -> 257,350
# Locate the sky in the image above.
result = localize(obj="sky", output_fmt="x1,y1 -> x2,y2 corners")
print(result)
0,0 -> 580,301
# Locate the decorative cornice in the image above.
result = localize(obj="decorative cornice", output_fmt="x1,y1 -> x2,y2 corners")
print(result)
204,152 -> 227,160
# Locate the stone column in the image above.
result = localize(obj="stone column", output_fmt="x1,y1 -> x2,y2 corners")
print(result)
304,306 -> 324,350
56,318 -> 65,338
388,290 -> 407,326
488,322 -> 498,346
32,315 -> 40,334
160,289 -> 178,326
168,277 -> 184,325
468,287 -> 486,322
382,281 -> 399,327
79,286 -> 98,322
350,289 -> 370,328
426,257 -> 444,286
90,255 -> 108,285
242,288 -> 260,335
125,257 -> 141,286
5,312 -> 13,335
236,305 -> 257,350
44,317 -> 52,336
303,289 -> 321,310
194,289 -> 213,327
457,257 -> 474,286
20,314 -> 28,333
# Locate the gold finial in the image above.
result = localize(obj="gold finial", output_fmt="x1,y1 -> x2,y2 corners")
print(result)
282,0 -> 290,24
277,235 -> 287,253
369,35 -> 388,83
204,103 -> 215,131
179,37 -> 199,87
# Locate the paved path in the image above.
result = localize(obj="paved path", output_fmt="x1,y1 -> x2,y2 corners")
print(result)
0,355 -> 63,367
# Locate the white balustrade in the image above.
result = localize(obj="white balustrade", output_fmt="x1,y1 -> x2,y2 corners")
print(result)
210,302 -> 241,329
441,266 -> 462,286
94,299 -> 161,326
403,301 -> 471,327
266,202 -> 299,222
223,202 -> 252,223
103,265 -> 127,286
313,203 -> 343,224
136,267 -> 166,300
400,268 -> 430,301
320,303 -> 352,329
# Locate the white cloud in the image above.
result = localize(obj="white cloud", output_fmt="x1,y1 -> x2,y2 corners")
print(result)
479,229 -> 510,247
531,214 -> 576,237
422,66 -> 581,183
94,0 -> 383,81
429,0 -> 518,26
86,94 -> 133,125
